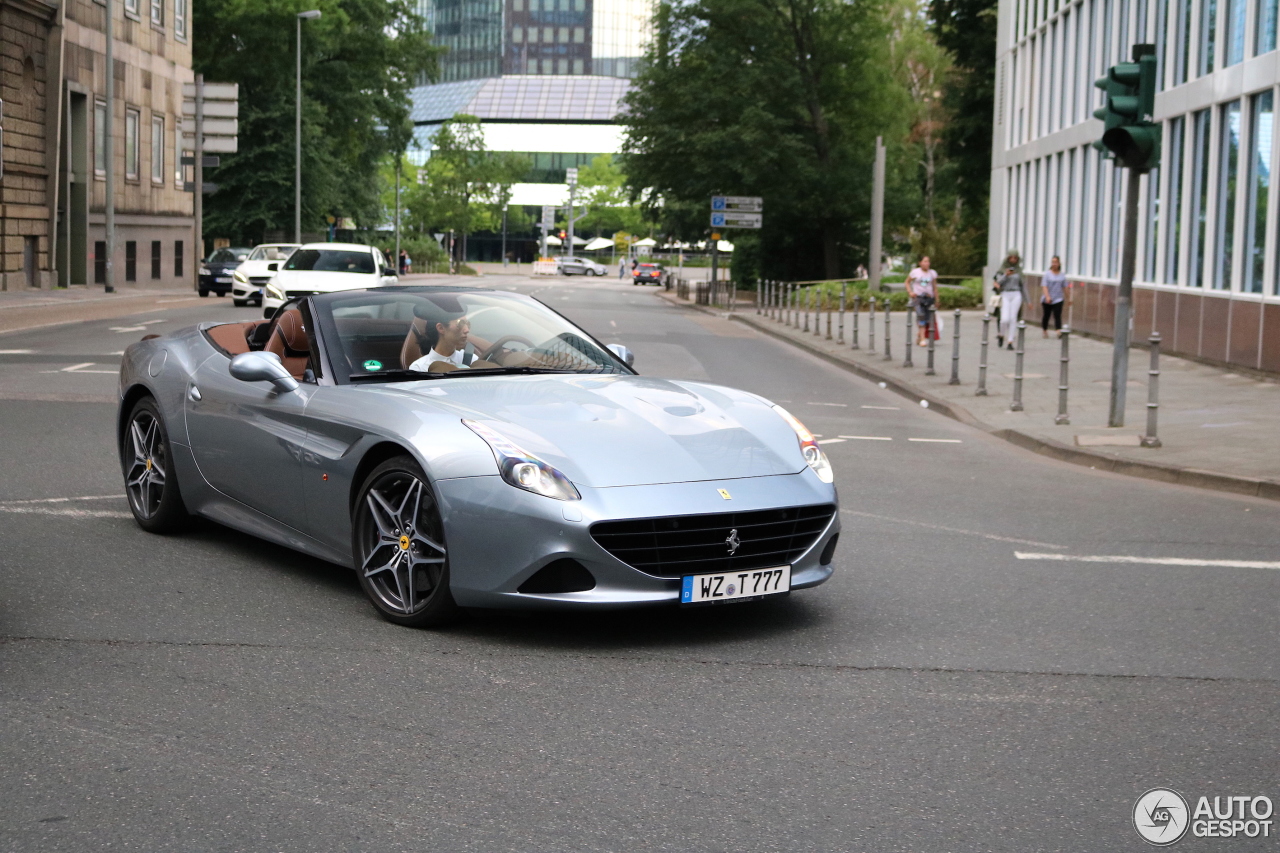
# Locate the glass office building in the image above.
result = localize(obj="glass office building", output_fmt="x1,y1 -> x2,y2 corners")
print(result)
990,0 -> 1280,371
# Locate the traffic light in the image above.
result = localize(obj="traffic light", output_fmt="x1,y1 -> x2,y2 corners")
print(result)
559,230 -> 567,240
1093,44 -> 1161,171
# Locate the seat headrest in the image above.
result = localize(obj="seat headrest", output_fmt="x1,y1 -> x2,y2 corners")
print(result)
275,309 -> 309,355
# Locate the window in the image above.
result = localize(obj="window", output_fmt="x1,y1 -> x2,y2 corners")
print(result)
1199,0 -> 1217,75
125,241 -> 138,282
1245,91 -> 1272,292
94,100 -> 106,176
1215,100 -> 1241,289
557,57 -> 568,74
573,58 -> 584,74
174,240 -> 184,277
573,26 -> 584,43
151,241 -> 162,279
94,241 -> 107,284
512,26 -> 523,42
151,115 -> 164,183
124,0 -> 139,15
174,121 -> 184,184
1145,164 -> 1161,281
1258,0 -> 1278,54
1190,109 -> 1212,287
527,58 -> 538,73
514,0 -> 523,9
125,108 -> 140,179
151,0 -> 163,26
1225,0 -> 1247,65
1173,0 -> 1192,84
558,27 -> 568,43
175,0 -> 188,39
1165,116 -> 1186,283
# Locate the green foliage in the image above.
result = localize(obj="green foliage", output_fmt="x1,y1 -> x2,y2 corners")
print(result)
908,219 -> 984,276
781,274 -> 982,311
370,235 -> 449,273
193,0 -> 440,244
623,0 -> 913,281
575,155 -> 650,235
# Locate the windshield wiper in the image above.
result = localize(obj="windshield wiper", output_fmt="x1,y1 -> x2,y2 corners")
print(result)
441,366 -> 578,376
347,369 -> 442,383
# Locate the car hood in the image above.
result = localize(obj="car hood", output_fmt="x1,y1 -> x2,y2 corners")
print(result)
372,374 -> 804,488
237,260 -> 278,277
273,269 -> 378,292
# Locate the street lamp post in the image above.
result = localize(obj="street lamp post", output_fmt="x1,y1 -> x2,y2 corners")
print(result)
104,0 -> 115,292
296,10 -> 321,244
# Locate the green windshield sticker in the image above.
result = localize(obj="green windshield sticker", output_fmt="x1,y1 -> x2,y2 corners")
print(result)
362,360 -> 383,372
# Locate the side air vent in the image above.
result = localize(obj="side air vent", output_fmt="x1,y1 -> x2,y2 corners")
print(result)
518,559 -> 597,594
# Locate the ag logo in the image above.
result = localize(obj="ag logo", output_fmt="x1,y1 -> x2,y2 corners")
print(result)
1134,788 -> 1190,846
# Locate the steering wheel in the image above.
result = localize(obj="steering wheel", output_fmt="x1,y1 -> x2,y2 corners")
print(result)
479,335 -> 537,362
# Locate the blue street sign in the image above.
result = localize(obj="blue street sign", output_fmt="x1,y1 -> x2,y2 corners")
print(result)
712,197 -> 727,210
711,212 -> 727,227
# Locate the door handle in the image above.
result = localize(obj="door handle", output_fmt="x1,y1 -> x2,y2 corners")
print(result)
188,384 -> 202,401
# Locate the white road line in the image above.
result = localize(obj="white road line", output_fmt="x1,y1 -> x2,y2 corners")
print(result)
907,438 -> 963,443
816,438 -> 846,445
139,319 -> 167,326
842,510 -> 1065,549
60,362 -> 95,372
0,495 -> 124,505
806,401 -> 848,407
1014,552 -> 1280,570
0,349 -> 35,354
610,320 -> 617,327
838,435 -> 892,441
0,506 -> 131,518
861,405 -> 899,410
109,326 -> 148,333
44,363 -> 117,374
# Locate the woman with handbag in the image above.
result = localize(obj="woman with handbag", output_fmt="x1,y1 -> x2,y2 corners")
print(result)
906,256 -> 939,347
992,249 -> 1022,347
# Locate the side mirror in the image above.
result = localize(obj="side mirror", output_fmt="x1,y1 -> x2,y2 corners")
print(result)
606,344 -> 634,368
267,262 -> 279,272
382,267 -> 397,277
229,351 -> 299,392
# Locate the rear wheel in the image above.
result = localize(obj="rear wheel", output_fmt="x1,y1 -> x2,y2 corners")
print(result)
122,397 -> 188,533
198,288 -> 209,297
353,456 -> 458,628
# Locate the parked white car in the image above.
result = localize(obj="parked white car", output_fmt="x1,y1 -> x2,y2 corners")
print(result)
262,243 -> 399,317
231,243 -> 300,307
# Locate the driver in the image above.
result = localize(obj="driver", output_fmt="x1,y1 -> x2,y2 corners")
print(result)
408,295 -> 477,371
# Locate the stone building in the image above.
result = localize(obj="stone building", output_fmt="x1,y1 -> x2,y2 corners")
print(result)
0,0 -> 194,291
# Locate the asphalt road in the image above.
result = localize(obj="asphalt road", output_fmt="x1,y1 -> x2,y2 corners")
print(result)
2,277 -> 1278,852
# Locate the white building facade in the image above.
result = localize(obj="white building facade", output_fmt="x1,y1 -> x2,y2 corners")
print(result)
989,0 -> 1280,371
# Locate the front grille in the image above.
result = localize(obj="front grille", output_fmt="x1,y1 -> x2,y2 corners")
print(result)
249,276 -> 272,285
591,504 -> 836,578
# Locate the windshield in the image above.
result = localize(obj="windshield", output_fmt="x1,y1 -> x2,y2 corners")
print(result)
249,245 -> 298,261
314,289 -> 630,383
210,248 -> 249,263
285,249 -> 375,274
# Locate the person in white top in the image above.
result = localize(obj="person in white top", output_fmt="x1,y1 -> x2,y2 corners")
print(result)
906,255 -> 939,346
408,313 -> 473,372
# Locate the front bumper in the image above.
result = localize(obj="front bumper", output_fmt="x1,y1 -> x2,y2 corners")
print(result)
199,274 -> 233,294
435,471 -> 839,609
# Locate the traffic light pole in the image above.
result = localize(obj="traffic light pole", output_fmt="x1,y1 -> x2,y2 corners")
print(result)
1108,166 -> 1142,428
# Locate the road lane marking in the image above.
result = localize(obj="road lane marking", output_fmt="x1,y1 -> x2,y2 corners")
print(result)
838,435 -> 892,441
0,495 -> 124,505
0,506 -> 132,518
907,438 -> 963,443
1014,552 -> 1280,570
861,405 -> 899,410
816,438 -> 845,445
0,349 -> 35,354
610,320 -> 617,327
806,401 -> 848,407
842,509 -> 1065,549
109,326 -> 148,333
60,363 -> 95,372
42,363 -> 118,375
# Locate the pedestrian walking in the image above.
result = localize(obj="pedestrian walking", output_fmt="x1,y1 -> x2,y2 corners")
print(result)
994,258 -> 1025,350
990,249 -> 1022,337
619,257 -> 626,279
1040,255 -> 1068,337
398,249 -> 409,276
906,255 -> 939,347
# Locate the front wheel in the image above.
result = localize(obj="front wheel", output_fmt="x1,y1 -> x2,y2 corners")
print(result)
353,456 -> 458,628
122,397 -> 188,533
198,288 -> 209,297
233,298 -> 248,307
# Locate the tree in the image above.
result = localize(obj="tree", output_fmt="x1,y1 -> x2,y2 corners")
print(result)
193,0 -> 439,244
622,0 -> 912,281
574,155 -> 650,236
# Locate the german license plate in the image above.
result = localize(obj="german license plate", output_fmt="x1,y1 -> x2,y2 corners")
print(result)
681,566 -> 791,604
216,276 -> 232,283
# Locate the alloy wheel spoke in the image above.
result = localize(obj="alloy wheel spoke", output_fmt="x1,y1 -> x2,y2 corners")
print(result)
130,419 -> 149,463
362,543 -> 398,577
366,490 -> 400,540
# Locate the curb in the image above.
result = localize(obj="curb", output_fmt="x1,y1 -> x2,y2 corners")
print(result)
657,290 -> 1280,503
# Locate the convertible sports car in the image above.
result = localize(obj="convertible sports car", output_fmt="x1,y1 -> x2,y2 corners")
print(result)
117,287 -> 839,627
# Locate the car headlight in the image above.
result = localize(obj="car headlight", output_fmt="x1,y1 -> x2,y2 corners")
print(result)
199,266 -> 212,276
232,270 -> 248,283
772,405 -> 834,483
265,283 -> 284,300
463,419 -> 581,501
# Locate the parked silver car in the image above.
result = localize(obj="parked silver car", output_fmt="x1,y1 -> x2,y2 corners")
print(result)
559,256 -> 608,276
117,287 -> 839,627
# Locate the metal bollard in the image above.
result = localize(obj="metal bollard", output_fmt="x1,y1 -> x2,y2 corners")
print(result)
803,289 -> 811,332
826,296 -> 833,340
868,297 -> 876,354
1011,320 -> 1026,411
948,308 -> 961,385
1141,331 -> 1162,447
1055,327 -> 1071,425
838,283 -> 846,344
730,281 -> 736,314
904,305 -> 915,367
976,314 -> 991,396
851,293 -> 861,349
785,285 -> 791,326
925,308 -> 936,375
789,284 -> 796,327
883,299 -> 892,360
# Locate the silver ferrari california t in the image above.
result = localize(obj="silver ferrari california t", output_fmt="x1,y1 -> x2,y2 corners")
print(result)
117,287 -> 839,627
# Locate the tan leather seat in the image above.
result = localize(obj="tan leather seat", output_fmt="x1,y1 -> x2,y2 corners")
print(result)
400,317 -> 430,369
265,309 -> 310,378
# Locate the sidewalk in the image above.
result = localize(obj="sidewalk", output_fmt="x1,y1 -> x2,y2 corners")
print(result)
659,289 -> 1280,501
0,285 -> 205,336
